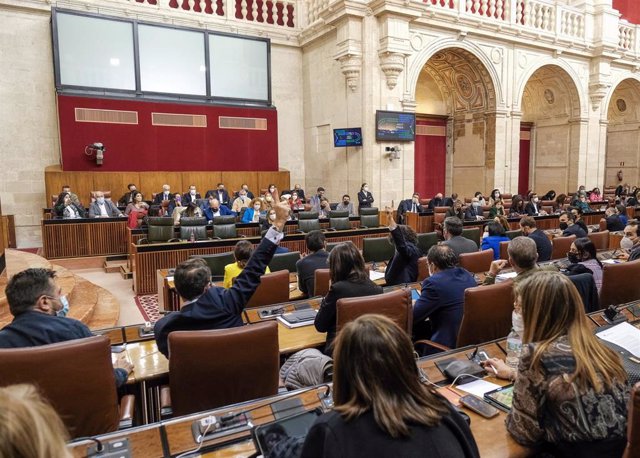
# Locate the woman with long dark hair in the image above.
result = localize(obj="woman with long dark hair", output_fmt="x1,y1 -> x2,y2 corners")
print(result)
568,237 -> 603,293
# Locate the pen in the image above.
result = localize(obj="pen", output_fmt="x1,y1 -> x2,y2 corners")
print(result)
489,364 -> 498,376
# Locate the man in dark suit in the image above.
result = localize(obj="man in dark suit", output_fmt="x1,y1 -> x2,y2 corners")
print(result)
203,198 -> 235,222
234,184 -> 255,200
205,183 -> 231,207
413,245 -> 476,348
524,193 -> 543,216
0,268 -> 132,386
88,191 -> 124,218
384,207 -> 422,286
442,217 -> 478,257
153,184 -> 172,204
154,202 -> 291,357
182,185 -> 201,205
519,216 -> 552,262
442,193 -> 458,208
559,211 -> 587,238
118,183 -> 138,206
464,197 -> 485,221
296,230 -> 329,297
396,193 -> 424,224
427,193 -> 445,210
603,207 -> 625,232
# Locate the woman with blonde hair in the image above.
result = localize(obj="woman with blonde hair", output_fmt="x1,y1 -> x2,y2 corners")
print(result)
301,314 -> 479,457
484,271 -> 629,456
0,384 -> 71,458
241,197 -> 265,223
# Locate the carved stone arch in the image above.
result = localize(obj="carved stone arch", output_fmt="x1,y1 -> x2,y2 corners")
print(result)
514,58 -> 586,118
406,38 -> 503,110
601,74 -> 640,122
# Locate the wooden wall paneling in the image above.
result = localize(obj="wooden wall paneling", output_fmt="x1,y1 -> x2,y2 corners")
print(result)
258,171 -> 290,195
221,171 -> 258,196
180,172 -> 222,196
45,167 -> 92,207
138,172 -> 183,200
92,172 -> 140,203
86,221 -> 129,255
42,222 -> 90,259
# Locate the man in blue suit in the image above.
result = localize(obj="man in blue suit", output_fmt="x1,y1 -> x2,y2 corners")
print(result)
202,197 -> 235,222
413,244 -> 477,349
154,201 -> 291,357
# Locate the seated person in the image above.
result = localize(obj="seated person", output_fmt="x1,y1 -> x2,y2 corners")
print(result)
335,194 -> 356,216
554,194 -> 569,213
413,245 -> 476,349
266,184 -> 280,203
59,185 -> 82,208
441,216 -> 478,258
234,183 -> 255,200
153,184 -> 172,204
397,193 -> 425,224
427,192 -> 445,209
0,384 -> 72,458
509,195 -> 526,217
231,188 -> 252,213
314,243 -> 383,354
481,221 -> 510,260
262,192 -> 276,211
223,240 -> 270,288
524,193 -> 546,216
56,192 -> 85,219
541,190 -> 556,201
301,315 -> 479,458
182,185 -> 201,205
124,191 -> 149,229
618,222 -> 640,261
169,193 -> 187,224
296,230 -> 329,297
88,191 -> 123,218
205,183 -> 230,207
494,214 -> 510,232
588,187 -> 602,202
154,203 -> 290,357
464,197 -> 484,221
292,184 -> 306,202
574,193 -> 591,213
519,216 -> 552,262
445,199 -> 465,220
242,198 -> 265,223
443,192 -> 458,208
615,204 -> 628,226
488,198 -> 505,218
289,191 -> 305,211
484,236 -> 558,285
568,237 -> 603,293
483,272 -> 628,456
559,211 -> 587,238
602,207 -> 625,232
384,207 -> 421,286
118,183 -> 138,207
203,197 -> 234,222
569,206 -> 589,234
488,188 -> 502,206
474,191 -> 487,206
0,268 -> 132,387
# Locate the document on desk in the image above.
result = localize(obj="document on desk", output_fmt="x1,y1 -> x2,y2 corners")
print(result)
456,379 -> 502,398
369,270 -> 385,281
495,272 -> 518,283
597,322 -> 640,358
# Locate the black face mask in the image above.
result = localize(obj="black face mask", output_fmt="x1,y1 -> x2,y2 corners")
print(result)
343,200 -> 349,205
559,222 -> 568,230
568,252 -> 580,264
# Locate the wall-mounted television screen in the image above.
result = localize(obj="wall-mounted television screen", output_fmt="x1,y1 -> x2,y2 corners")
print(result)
375,110 -> 415,141
333,128 -> 363,147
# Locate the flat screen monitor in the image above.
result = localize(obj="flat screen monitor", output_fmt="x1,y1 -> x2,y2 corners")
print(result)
375,110 -> 415,142
333,128 -> 363,147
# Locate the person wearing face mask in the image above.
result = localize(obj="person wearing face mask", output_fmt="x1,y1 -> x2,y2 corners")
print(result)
558,211 -> 587,238
205,183 -> 230,207
488,188 -> 501,206
267,184 -> 280,203
483,236 -> 556,285
289,191 -> 305,211
241,198 -> 265,223
427,192 -> 445,210
567,238 -> 603,293
118,183 -> 138,207
309,187 -> 326,213
231,189 -> 252,213
182,185 -> 201,205
318,197 -> 331,219
519,216 -> 552,262
335,194 -> 356,216
397,193 -> 424,224
262,192 -> 275,211
601,207 -> 625,232
384,207 -> 422,286
0,268 -> 132,387
474,191 -> 487,206
412,245 -> 476,349
124,191 -> 150,229
464,198 -> 485,221
619,222 -> 640,261
524,193 -> 543,216
488,197 -> 505,218
153,184 -> 172,204
88,191 -> 123,218
357,183 -> 374,211
203,197 -> 234,223
445,199 -> 465,219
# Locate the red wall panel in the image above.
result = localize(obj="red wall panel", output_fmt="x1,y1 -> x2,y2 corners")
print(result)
613,0 -> 640,24
57,95 -> 279,171
414,118 -> 446,199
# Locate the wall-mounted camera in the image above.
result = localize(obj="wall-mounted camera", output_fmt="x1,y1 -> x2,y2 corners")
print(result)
84,142 -> 106,165
385,145 -> 401,162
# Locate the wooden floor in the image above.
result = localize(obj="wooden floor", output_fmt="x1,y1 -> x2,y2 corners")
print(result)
0,249 -> 120,330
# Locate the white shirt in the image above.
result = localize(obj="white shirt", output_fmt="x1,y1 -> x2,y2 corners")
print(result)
98,202 -> 109,217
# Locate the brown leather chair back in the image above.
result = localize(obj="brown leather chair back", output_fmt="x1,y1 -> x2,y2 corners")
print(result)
417,256 -> 429,282
0,336 -> 120,438
456,281 -> 514,347
434,212 -> 446,225
246,270 -> 290,307
168,321 -> 279,417
499,241 -> 510,260
551,234 -> 576,260
459,249 -> 493,273
588,230 -> 609,251
336,289 -> 412,333
623,382 -> 640,458
313,268 -> 330,297
600,259 -> 640,307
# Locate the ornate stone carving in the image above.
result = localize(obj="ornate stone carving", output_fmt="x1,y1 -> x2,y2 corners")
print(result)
338,54 -> 362,91
379,52 -> 405,90
589,82 -> 611,112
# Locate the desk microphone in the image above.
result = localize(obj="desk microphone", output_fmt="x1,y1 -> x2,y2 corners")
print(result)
604,304 -> 627,325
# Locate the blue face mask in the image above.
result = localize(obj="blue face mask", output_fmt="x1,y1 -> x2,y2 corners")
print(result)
56,295 -> 70,317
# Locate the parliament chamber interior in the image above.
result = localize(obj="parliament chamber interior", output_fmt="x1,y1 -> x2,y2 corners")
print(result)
2,0 -> 640,457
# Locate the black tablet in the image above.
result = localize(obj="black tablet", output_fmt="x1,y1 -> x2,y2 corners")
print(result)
252,408 -> 322,457
484,384 -> 514,411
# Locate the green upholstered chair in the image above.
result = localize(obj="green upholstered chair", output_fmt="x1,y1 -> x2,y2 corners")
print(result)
297,212 -> 321,233
190,251 -> 235,281
212,215 -> 239,239
416,232 -> 438,256
328,211 -> 351,231
179,217 -> 209,241
137,217 -> 178,244
461,227 -> 481,247
268,251 -> 302,273
505,229 -> 522,240
362,237 -> 394,263
359,207 -> 380,228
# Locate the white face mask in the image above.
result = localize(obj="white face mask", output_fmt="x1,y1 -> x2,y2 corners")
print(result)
97,197 -> 105,204
269,213 -> 276,221
363,187 -> 369,192
254,205 -> 261,210
512,310 -> 524,335
190,190 -> 196,196
621,236 -> 635,250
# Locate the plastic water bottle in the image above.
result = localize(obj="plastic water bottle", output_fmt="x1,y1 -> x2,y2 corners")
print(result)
505,329 -> 522,369
190,233 -> 195,243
